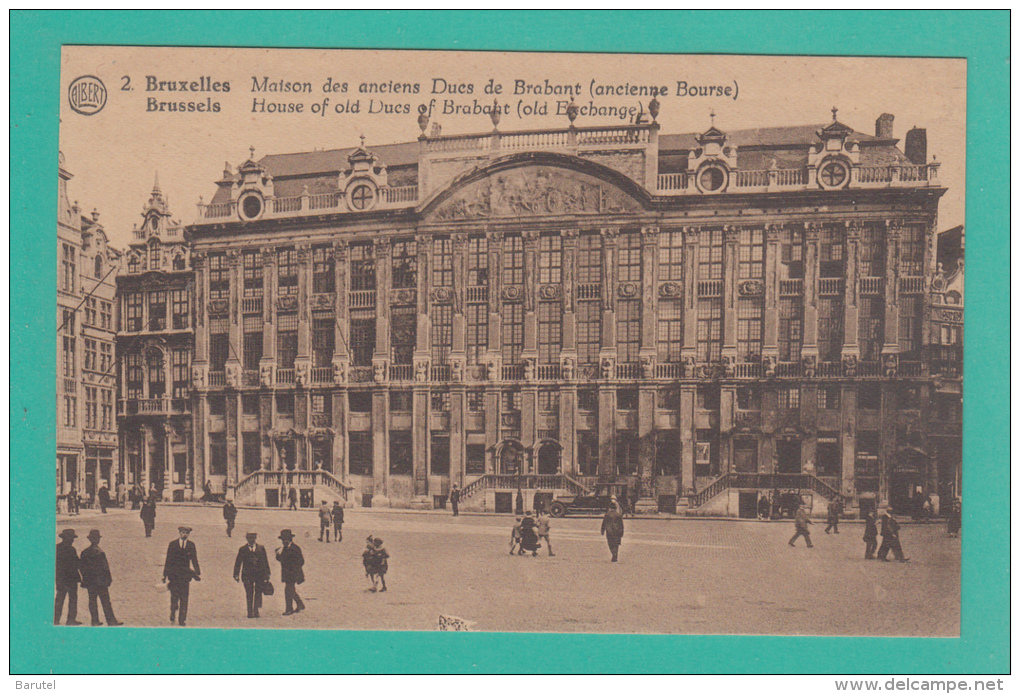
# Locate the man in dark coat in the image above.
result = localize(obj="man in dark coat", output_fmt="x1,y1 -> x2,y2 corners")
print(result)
140,497 -> 156,537
600,498 -> 625,562
79,529 -> 123,626
824,498 -> 842,534
789,504 -> 814,548
163,526 -> 201,626
877,510 -> 909,562
519,510 -> 540,556
331,501 -> 345,542
863,511 -> 878,559
449,484 -> 460,517
275,529 -> 305,615
233,530 -> 271,618
223,499 -> 238,538
97,484 -> 111,513
54,528 -> 82,625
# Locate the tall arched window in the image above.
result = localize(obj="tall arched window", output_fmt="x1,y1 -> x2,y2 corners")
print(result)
94,255 -> 103,278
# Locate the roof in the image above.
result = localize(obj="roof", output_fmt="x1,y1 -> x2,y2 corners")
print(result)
659,123 -> 887,151
258,141 -> 419,178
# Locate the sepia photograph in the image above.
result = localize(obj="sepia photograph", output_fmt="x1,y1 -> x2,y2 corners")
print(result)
50,46 -> 970,638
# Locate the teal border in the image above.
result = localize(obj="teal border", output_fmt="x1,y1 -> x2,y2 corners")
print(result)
11,10 -> 1009,674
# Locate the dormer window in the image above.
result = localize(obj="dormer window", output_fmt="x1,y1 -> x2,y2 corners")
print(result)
697,164 -> 727,193
239,192 -> 264,221
350,184 -> 375,211
149,243 -> 160,271
819,159 -> 849,189
94,255 -> 103,279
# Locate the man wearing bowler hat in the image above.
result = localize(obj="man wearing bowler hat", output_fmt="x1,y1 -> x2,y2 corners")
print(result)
54,528 -> 82,625
233,530 -> 271,618
79,529 -> 123,626
275,529 -> 305,615
163,526 -> 201,626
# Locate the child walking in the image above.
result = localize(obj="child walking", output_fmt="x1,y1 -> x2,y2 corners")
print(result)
508,516 -> 523,555
368,537 -> 389,592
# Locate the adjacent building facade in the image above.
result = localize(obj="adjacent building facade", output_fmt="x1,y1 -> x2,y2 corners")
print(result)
178,108 -> 952,516
57,153 -> 121,507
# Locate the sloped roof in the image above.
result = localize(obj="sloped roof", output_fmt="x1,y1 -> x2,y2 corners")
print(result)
258,141 -> 419,178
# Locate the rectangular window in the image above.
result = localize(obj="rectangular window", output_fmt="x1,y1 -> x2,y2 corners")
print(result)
502,389 -> 522,412
502,235 -> 524,286
859,297 -> 885,361
62,243 -> 76,293
656,430 -> 681,475
819,227 -> 845,278
736,386 -> 760,411
659,387 -> 681,410
431,390 -> 450,413
389,431 -> 413,475
350,310 -> 376,367
209,253 -> 230,300
855,431 -> 880,477
467,236 -> 488,286
209,316 -> 230,373
243,251 -> 263,297
618,232 -> 641,282
501,302 -> 524,365
899,296 -> 923,356
657,298 -> 683,364
390,306 -> 416,365
391,239 -> 417,290
577,388 -> 597,412
467,389 -> 485,413
860,226 -> 885,278
695,429 -> 719,477
699,228 -> 724,280
276,248 -> 298,296
149,245 -> 161,271
312,245 -> 335,294
125,353 -> 143,400
778,298 -> 803,362
817,433 -> 841,477
431,304 -> 453,365
242,432 -> 261,475
538,389 -> 559,413
243,315 -> 263,372
466,303 -> 488,366
432,237 -> 453,288
312,314 -> 335,368
171,289 -> 189,330
208,395 -> 226,416
697,384 -> 719,410
84,386 -> 97,429
276,313 -> 298,370
430,434 -> 450,474
900,225 -> 925,276
737,297 -> 764,360
820,386 -> 840,410
733,437 -> 759,473
778,387 -> 801,410
538,301 -> 562,364
100,301 -> 112,330
390,390 -> 412,412
84,339 -> 97,371
171,349 -> 189,399
126,292 -> 143,332
350,243 -> 376,291
616,299 -> 640,363
615,431 -> 639,476
577,233 -> 602,284
738,228 -> 764,279
697,297 -> 723,362
859,383 -> 882,410
242,393 -> 259,416
275,392 -> 294,416
578,431 -> 599,476
466,443 -> 486,475
577,299 -> 602,365
63,395 -> 76,427
147,350 -> 165,398
349,431 -> 373,476
311,393 -> 332,417
348,390 -> 372,413
781,228 -> 804,279
897,385 -> 922,410
617,388 -> 638,410
538,235 -> 562,284
817,297 -> 844,363
658,230 -> 684,281
99,342 -> 112,373
209,434 -> 227,476
100,389 -> 113,431
149,291 -> 167,331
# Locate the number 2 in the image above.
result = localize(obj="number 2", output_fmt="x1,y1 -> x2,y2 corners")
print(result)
121,75 -> 131,91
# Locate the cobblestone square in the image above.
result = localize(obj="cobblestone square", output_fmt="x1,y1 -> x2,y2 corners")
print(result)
55,505 -> 960,636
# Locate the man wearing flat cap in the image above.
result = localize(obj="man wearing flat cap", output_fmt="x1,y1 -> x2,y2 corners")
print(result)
55,528 -> 82,625
79,529 -> 123,626
275,529 -> 305,615
234,530 -> 271,618
163,526 -> 201,626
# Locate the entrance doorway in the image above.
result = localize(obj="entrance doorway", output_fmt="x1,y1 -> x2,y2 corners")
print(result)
777,438 -> 801,474
498,442 -> 523,475
494,492 -> 513,514
537,442 -> 560,475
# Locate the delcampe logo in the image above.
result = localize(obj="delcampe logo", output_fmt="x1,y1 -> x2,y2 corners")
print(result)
68,75 -> 107,115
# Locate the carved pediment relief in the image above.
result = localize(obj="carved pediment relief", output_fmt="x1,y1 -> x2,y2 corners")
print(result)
431,166 -> 639,221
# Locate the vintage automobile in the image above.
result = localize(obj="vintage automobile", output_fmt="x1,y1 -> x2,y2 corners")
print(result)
547,482 -> 632,517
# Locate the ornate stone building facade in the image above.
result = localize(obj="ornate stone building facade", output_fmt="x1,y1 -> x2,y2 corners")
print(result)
186,108 -> 950,516
116,178 -> 195,500
57,153 -> 121,506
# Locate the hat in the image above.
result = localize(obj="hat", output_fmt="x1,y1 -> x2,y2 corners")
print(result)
365,535 -> 374,543
59,529 -> 77,540
279,529 -> 296,540
87,529 -> 101,540
321,500 -> 328,505
373,537 -> 384,547
525,510 -> 533,516
178,526 -> 193,533
245,530 -> 258,538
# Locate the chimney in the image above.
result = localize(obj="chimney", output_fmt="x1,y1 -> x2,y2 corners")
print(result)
875,113 -> 894,139
904,127 -> 927,165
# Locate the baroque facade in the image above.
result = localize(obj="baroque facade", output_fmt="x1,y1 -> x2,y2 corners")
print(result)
57,153 -> 121,507
115,177 -> 195,501
175,107 -> 954,515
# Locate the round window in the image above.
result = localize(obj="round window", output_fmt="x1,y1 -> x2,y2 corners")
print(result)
350,184 -> 376,211
698,166 -> 726,192
240,194 -> 263,220
819,160 -> 849,188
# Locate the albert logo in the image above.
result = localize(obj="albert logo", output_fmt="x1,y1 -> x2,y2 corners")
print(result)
68,75 -> 107,115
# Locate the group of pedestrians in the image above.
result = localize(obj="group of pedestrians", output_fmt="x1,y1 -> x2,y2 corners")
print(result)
509,509 -> 554,557
54,528 -> 123,626
317,500 -> 345,543
787,498 -> 911,563
361,536 -> 390,592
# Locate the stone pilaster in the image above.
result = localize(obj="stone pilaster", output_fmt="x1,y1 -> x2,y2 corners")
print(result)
721,225 -> 740,361
682,227 -> 700,361
882,220 -> 902,356
801,223 -> 821,358
842,221 -> 862,359
762,224 -> 782,357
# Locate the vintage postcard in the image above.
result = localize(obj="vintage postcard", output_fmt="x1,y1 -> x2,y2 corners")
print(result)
54,46 -> 965,636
